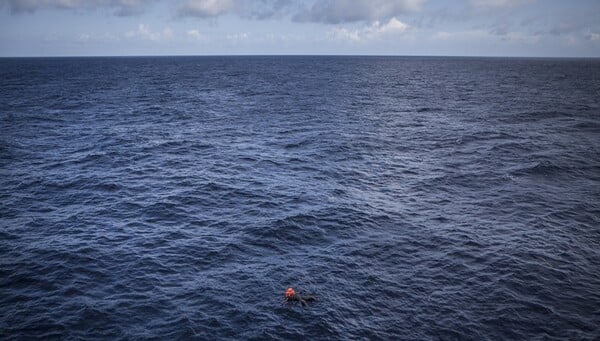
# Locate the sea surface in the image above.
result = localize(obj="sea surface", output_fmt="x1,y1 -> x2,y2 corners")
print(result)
1,56 -> 599,340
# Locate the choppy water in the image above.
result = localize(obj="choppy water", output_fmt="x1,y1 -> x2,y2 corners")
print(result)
1,56 -> 599,340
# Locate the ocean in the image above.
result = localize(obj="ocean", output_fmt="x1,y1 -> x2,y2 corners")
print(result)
1,56 -> 599,339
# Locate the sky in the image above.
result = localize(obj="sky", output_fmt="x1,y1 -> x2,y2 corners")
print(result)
0,0 -> 599,57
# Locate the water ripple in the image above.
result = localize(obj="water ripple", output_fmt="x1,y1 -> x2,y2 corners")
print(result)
1,56 -> 599,339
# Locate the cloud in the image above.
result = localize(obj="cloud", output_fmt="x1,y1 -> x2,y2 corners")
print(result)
244,0 -> 294,20
585,32 -> 600,42
175,0 -> 295,19
565,35 -> 578,46
2,0 -> 155,16
162,26 -> 174,40
75,31 -> 121,43
125,24 -> 173,41
176,0 -> 235,18
435,28 -> 539,44
434,30 -> 490,41
5,0 -> 425,22
532,7 -> 600,37
469,0 -> 535,11
498,31 -> 539,44
294,0 -> 424,24
187,29 -> 203,40
327,27 -> 361,41
226,32 -> 249,42
327,17 -> 409,41
77,33 -> 91,42
548,22 -> 586,36
3,0 -> 80,13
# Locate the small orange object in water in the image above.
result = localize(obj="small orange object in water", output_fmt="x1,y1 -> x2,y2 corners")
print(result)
285,287 -> 296,299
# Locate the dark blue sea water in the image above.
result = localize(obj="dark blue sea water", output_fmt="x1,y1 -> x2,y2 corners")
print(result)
1,56 -> 599,340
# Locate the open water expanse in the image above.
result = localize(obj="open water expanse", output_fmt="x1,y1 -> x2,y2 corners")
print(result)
1,56 -> 599,340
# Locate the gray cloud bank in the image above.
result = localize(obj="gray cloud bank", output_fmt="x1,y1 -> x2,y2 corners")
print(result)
173,0 -> 423,23
3,0 -> 600,40
4,0 -> 425,22
293,0 -> 423,24
2,0 -> 155,16
175,0 -> 295,20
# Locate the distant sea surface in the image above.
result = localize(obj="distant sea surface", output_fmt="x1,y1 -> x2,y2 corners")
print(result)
1,56 -> 599,340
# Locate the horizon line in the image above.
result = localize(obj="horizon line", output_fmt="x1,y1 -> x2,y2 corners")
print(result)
1,53 -> 599,59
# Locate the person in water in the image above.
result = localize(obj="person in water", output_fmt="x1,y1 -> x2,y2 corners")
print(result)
285,287 -> 316,307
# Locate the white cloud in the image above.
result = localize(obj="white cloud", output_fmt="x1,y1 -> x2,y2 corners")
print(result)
126,24 -> 173,41
75,31 -> 121,43
328,27 -> 361,41
77,33 -> 91,43
434,30 -> 490,41
500,31 -> 539,44
162,26 -> 174,40
187,29 -> 203,40
295,0 -> 423,24
434,29 -> 540,45
137,24 -> 160,40
586,32 -> 600,42
327,17 -> 409,42
226,32 -> 249,42
377,17 -> 409,33
565,35 -> 578,46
